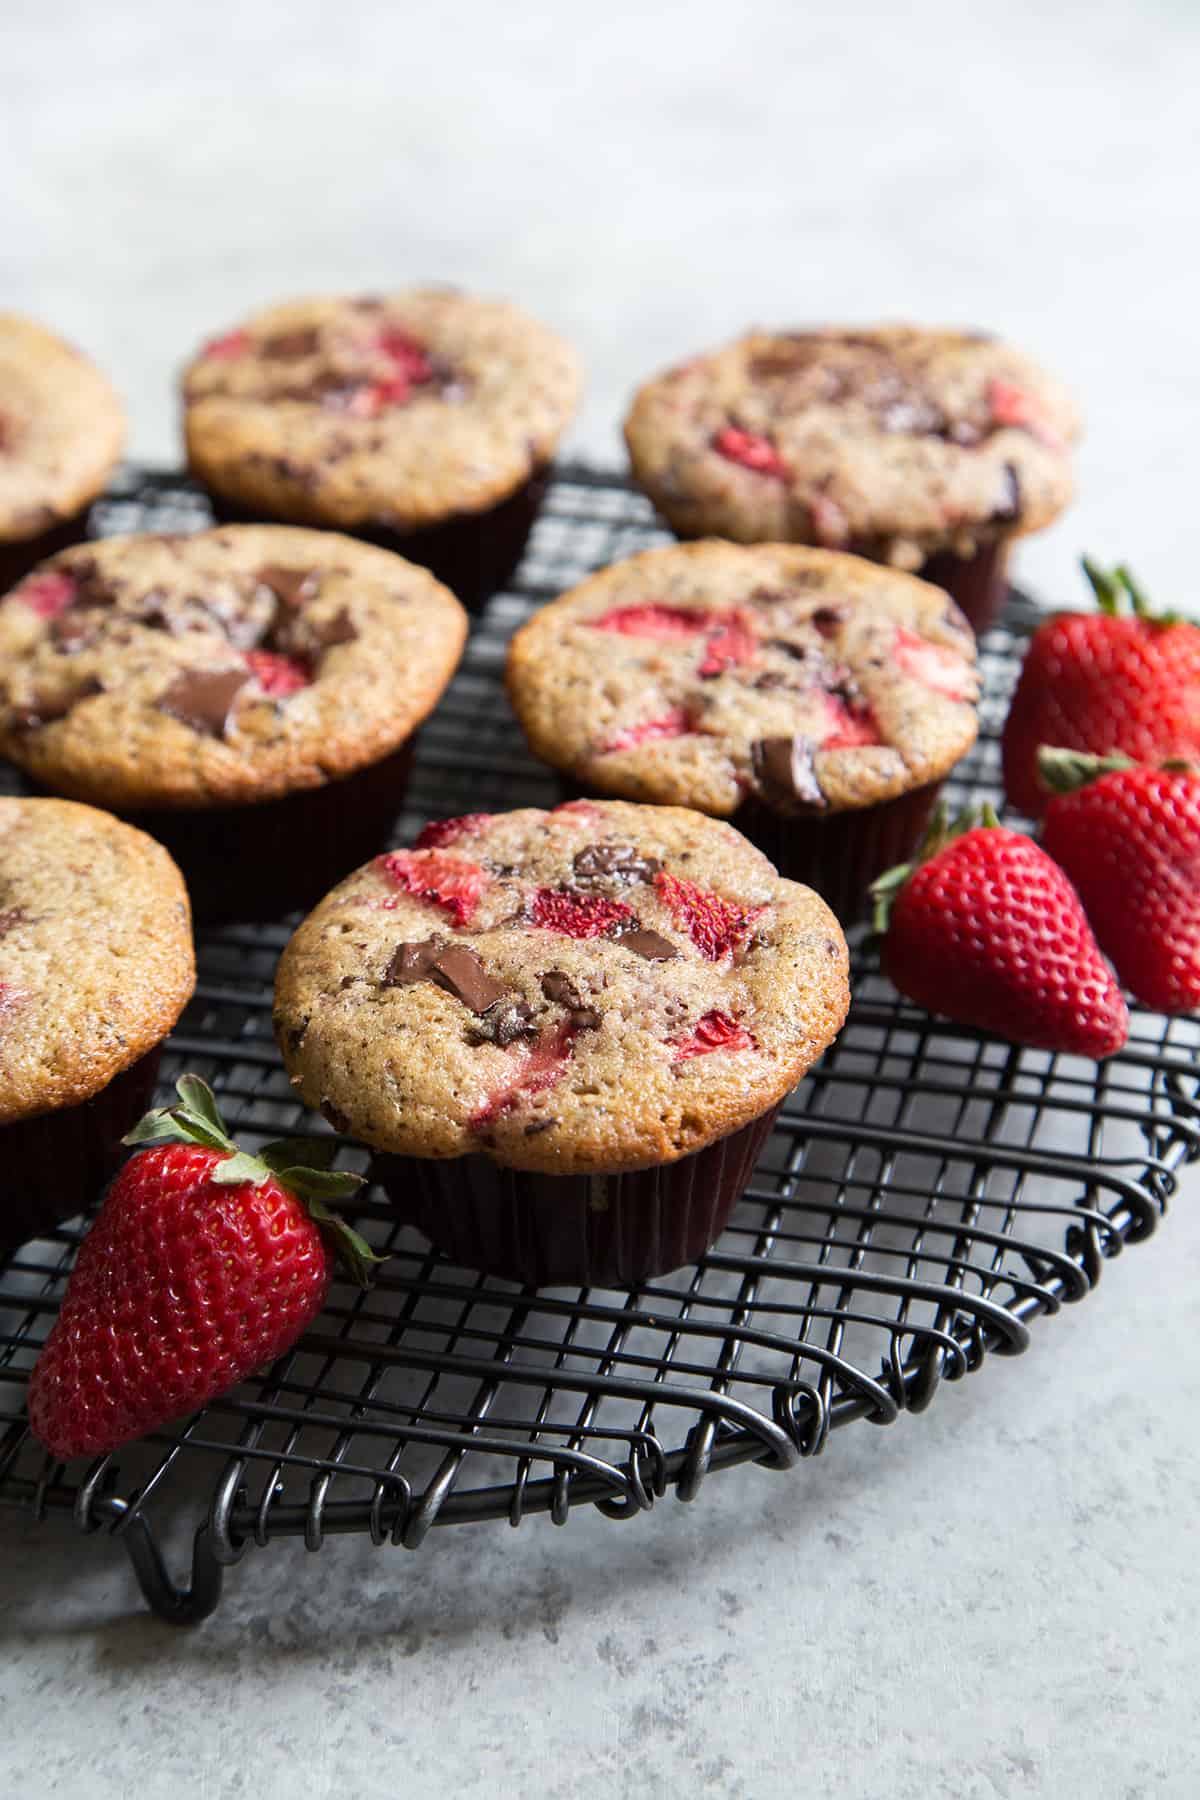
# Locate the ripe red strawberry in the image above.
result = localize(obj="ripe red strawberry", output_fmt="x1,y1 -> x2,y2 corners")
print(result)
892,626 -> 975,700
27,1077 -> 376,1461
529,886 -> 635,939
374,329 -> 434,387
654,870 -> 764,962
244,648 -> 311,695
596,707 -> 693,754
671,1010 -> 757,1061
820,690 -> 880,749
986,377 -> 1064,450
591,603 -> 712,640
414,813 -> 494,850
870,807 -> 1129,1056
202,328 -> 249,360
698,612 -> 757,677
712,425 -> 789,479
1002,559 -> 1200,818
12,570 -> 78,618
375,848 -> 488,926
1039,749 -> 1200,1014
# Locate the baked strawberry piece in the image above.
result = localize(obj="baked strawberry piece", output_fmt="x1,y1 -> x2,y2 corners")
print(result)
507,540 -> 980,921
1003,559 -> 1200,818
275,800 -> 850,1285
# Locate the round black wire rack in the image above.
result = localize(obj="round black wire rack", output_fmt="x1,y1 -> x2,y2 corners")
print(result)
1,464 -> 1197,1626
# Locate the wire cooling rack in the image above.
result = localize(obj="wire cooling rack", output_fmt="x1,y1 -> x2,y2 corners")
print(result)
1,465 -> 1197,1625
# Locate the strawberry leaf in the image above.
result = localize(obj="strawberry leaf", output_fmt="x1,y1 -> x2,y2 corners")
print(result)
211,1149 -> 272,1187
174,1075 -> 229,1137
274,1166 -> 365,1204
259,1136 -> 338,1175
1037,746 -> 1136,795
306,1196 -> 386,1288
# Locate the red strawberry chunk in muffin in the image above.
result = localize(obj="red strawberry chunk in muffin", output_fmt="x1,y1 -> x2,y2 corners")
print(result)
375,329 -> 435,387
530,887 -> 636,939
654,869 -> 764,961
591,603 -> 713,641
202,329 -> 249,361
987,378 -> 1064,451
14,570 -> 78,619
244,649 -> 312,696
712,425 -> 789,479
671,1010 -> 757,1061
376,849 -> 488,926
551,799 -> 604,824
893,627 -> 973,700
471,1020 -> 576,1128
415,813 -> 495,850
698,613 -> 757,677
597,707 -> 693,755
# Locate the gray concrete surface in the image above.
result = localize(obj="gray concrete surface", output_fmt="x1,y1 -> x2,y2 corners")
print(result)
2,2 -> 1198,1794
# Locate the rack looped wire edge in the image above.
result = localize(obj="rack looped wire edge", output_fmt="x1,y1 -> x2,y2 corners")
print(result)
1,464 -> 1197,1624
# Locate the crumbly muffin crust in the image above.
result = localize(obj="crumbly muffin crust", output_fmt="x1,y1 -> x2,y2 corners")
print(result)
182,289 -> 582,531
0,525 -> 467,810
0,798 -> 195,1124
506,542 -> 979,816
274,802 -> 849,1173
624,325 -> 1079,565
0,315 -> 126,544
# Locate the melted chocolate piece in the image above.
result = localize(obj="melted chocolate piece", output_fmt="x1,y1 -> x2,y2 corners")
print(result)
524,1117 -> 558,1137
469,999 -> 537,1047
261,328 -> 322,360
540,970 -> 603,1028
766,638 -> 812,662
157,666 -> 250,738
0,908 -> 27,938
993,461 -> 1023,524
810,606 -> 846,638
257,565 -> 319,610
572,843 -> 662,887
384,938 -> 444,986
619,929 -> 679,962
428,944 -> 507,1014
321,1099 -> 350,1133
10,677 -> 102,732
313,607 -> 358,651
751,735 -> 826,811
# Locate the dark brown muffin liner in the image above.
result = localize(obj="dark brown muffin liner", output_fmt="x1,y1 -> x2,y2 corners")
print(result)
917,541 -> 1011,636
734,781 -> 943,925
373,1105 -> 781,1288
0,515 -> 91,598
207,466 -> 550,615
122,737 -> 417,924
0,1047 -> 164,1256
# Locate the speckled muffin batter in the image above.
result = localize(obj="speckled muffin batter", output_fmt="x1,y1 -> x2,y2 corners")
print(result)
0,525 -> 467,809
624,325 -> 1079,567
506,542 -> 979,818
274,802 -> 849,1174
0,798 -> 194,1124
182,289 -> 582,532
0,314 -> 125,544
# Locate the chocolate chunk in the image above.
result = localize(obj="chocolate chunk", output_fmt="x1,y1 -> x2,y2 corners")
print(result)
524,1117 -> 558,1137
469,999 -> 537,1047
810,606 -> 847,638
320,1099 -> 350,1133
427,944 -> 507,1014
572,843 -> 662,886
754,671 -> 791,691
257,565 -> 319,610
261,327 -> 321,359
313,607 -> 358,650
157,667 -> 250,738
766,638 -> 812,662
384,937 -> 444,986
0,908 -> 27,939
993,461 -> 1023,524
751,735 -> 826,811
10,677 -> 102,732
541,970 -> 584,1008
620,929 -> 679,962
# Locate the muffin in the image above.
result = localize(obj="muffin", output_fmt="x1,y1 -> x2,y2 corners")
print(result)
182,289 -> 582,610
624,324 -> 1080,633
0,526 -> 467,920
505,541 -> 980,923
274,801 -> 849,1285
0,798 -> 195,1253
0,314 -> 125,592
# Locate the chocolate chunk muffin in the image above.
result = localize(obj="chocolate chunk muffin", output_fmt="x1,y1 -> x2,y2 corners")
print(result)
0,526 -> 467,919
0,314 -> 126,591
0,797 -> 195,1252
182,289 -> 582,609
505,541 -> 980,921
624,325 -> 1080,632
274,801 -> 849,1284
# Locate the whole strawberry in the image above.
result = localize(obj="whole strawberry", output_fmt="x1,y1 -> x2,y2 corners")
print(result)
28,1077 -> 376,1461
870,807 -> 1129,1056
1040,749 -> 1200,1014
1002,559 -> 1200,818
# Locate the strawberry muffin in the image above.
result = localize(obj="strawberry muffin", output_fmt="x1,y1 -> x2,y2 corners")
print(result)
0,526 -> 467,920
624,325 -> 1080,632
0,314 -> 126,592
0,798 -> 195,1253
506,542 -> 980,921
182,289 -> 582,609
274,801 -> 849,1285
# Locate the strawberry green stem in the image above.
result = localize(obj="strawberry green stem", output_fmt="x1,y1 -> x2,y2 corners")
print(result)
868,801 -> 1003,936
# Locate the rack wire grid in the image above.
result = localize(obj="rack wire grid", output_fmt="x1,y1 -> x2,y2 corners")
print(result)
1,464 -> 1197,1626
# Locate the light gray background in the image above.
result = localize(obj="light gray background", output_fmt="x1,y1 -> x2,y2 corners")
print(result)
2,2 -> 1198,1794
